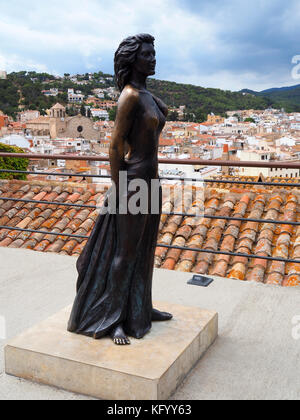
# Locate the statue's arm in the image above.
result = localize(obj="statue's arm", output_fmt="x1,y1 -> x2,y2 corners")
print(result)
109,89 -> 139,185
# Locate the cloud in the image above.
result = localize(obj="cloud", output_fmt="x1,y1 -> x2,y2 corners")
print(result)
0,0 -> 300,90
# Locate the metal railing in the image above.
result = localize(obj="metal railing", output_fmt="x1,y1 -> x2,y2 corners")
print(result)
0,152 -> 300,265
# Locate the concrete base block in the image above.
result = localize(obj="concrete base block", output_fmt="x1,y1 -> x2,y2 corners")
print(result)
5,302 -> 218,400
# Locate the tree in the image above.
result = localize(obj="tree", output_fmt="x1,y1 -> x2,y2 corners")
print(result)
66,106 -> 78,117
244,117 -> 256,123
80,104 -> 86,117
109,106 -> 117,121
233,113 -> 242,122
167,111 -> 179,121
0,143 -> 29,180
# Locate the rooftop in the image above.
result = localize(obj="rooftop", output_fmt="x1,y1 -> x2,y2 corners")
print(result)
1,247 -> 300,400
0,177 -> 299,287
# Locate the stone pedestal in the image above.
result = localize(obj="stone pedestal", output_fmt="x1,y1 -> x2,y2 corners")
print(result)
5,302 -> 218,400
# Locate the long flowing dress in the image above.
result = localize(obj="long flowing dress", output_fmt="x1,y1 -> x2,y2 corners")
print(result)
67,93 -> 165,340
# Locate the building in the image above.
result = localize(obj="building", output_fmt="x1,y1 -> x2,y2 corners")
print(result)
18,110 -> 40,123
0,114 -> 9,129
26,116 -> 51,137
68,89 -> 84,104
207,113 -> 225,124
90,109 -> 109,120
42,88 -> 59,97
237,149 -> 300,178
0,71 -> 7,80
25,103 -> 101,141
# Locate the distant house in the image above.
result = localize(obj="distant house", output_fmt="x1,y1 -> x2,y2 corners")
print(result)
0,114 -> 9,128
42,88 -> 59,97
90,109 -> 109,120
68,89 -> 84,103
18,110 -> 40,123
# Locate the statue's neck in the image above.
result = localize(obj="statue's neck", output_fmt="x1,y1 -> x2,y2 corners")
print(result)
129,70 -> 147,91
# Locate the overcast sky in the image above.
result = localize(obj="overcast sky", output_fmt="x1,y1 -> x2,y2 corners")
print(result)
1,0 -> 300,91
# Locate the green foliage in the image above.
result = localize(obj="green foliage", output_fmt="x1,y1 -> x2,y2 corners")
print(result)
2,70 -> 300,124
109,106 -> 117,121
256,86 -> 300,112
167,111 -> 179,121
66,106 -> 79,116
0,143 -> 29,180
244,117 -> 256,123
0,71 -> 116,118
80,104 -> 86,116
147,79 -> 278,122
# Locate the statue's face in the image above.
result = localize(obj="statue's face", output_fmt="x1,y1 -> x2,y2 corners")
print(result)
133,42 -> 156,76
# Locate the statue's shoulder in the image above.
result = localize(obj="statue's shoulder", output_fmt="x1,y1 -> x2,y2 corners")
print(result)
118,85 -> 140,108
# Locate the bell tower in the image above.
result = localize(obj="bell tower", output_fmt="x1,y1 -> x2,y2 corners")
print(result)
49,103 -> 67,139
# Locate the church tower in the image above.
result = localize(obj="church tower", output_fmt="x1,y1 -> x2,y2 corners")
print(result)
49,103 -> 67,139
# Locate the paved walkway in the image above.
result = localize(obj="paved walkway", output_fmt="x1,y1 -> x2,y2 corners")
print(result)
0,247 -> 300,400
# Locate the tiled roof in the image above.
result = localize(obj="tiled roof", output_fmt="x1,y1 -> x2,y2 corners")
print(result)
0,178 -> 299,287
156,183 -> 300,287
207,175 -> 300,190
0,180 -> 107,256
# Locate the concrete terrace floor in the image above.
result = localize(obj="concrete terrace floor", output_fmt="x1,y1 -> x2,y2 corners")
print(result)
0,247 -> 300,400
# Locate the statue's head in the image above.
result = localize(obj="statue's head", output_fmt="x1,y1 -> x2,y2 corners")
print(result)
114,34 -> 156,91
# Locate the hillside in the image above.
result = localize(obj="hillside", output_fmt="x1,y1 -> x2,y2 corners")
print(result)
1,71 -> 300,122
240,84 -> 300,112
147,79 -> 273,121
0,71 -> 114,118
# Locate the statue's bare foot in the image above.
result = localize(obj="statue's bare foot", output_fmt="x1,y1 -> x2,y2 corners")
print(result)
152,308 -> 173,322
111,324 -> 131,346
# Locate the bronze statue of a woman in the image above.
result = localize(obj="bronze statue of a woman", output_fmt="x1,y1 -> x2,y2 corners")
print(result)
67,34 -> 173,346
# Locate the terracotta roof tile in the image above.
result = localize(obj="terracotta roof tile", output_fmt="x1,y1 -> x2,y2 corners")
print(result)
34,240 -> 50,252
9,239 -> 24,248
228,263 -> 246,280
0,179 -> 300,288
282,275 -> 300,287
72,240 -> 88,255
162,258 -> 176,270
61,239 -> 78,255
247,266 -> 265,283
0,237 -> 13,247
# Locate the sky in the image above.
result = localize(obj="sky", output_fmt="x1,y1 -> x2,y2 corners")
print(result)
1,0 -> 300,91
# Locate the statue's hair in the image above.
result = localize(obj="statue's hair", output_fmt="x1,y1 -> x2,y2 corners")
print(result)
114,34 -> 155,92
